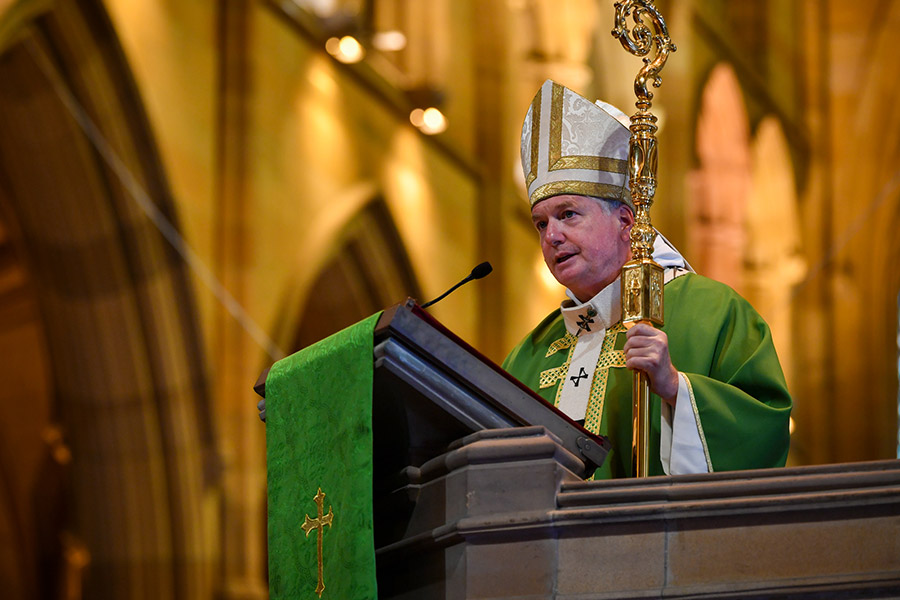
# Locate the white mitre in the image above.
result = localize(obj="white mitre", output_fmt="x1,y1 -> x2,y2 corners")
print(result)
520,79 -> 634,210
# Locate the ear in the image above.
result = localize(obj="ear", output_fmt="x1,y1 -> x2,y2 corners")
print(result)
617,205 -> 634,240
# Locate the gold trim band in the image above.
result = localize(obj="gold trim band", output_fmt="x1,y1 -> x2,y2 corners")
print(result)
525,89 -> 542,189
583,323 -> 627,435
548,82 -> 564,169
530,180 -> 626,206
550,155 -> 628,174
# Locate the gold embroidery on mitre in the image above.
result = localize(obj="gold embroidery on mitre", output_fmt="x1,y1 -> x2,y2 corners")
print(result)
546,83 -> 628,176
548,82 -> 565,169
551,155 -> 628,174
583,323 -> 627,435
526,89 -> 541,189
530,180 -> 626,206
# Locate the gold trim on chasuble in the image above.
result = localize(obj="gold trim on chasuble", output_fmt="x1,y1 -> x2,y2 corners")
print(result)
539,332 -> 576,390
538,323 -> 627,434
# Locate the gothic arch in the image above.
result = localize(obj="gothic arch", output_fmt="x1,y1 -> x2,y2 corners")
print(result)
288,196 -> 422,353
745,117 -> 806,386
806,0 -> 900,463
744,117 -> 806,465
688,63 -> 751,292
0,1 -> 214,598
838,0 -> 900,460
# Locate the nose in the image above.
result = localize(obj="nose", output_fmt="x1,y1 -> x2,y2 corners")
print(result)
545,220 -> 564,246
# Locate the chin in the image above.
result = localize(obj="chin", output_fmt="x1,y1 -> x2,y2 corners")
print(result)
556,271 -> 586,293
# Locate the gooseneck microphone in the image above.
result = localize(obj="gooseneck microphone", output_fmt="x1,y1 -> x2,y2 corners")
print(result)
420,261 -> 493,309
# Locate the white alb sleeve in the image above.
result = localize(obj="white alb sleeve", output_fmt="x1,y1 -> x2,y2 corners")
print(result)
659,373 -> 711,475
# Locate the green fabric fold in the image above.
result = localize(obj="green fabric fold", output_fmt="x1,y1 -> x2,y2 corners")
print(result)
503,273 -> 791,478
266,312 -> 381,599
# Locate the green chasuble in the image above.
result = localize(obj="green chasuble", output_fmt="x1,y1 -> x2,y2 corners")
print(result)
503,273 -> 792,479
266,312 -> 381,599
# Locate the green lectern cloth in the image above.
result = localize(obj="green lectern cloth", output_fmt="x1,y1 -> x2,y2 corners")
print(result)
266,312 -> 381,599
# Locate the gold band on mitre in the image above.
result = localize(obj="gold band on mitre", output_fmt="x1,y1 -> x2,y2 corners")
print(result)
520,80 -> 634,211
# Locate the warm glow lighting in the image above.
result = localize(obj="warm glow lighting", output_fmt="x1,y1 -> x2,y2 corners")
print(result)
325,36 -> 341,54
396,166 -> 422,205
338,36 -> 363,60
413,107 -> 446,135
789,417 -> 796,435
309,62 -> 337,96
372,30 -> 407,51
409,108 -> 425,128
537,255 -> 561,292
325,35 -> 364,64
411,106 -> 447,135
422,108 -> 445,130
293,0 -> 340,18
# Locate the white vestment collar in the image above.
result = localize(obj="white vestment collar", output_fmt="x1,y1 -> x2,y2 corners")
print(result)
561,278 -> 620,337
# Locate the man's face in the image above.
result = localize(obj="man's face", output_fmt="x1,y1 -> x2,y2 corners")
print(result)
531,194 -> 633,302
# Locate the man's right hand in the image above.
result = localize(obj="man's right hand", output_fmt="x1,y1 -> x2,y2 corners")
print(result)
624,323 -> 679,406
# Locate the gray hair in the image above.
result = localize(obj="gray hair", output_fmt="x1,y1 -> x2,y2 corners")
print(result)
591,197 -> 629,215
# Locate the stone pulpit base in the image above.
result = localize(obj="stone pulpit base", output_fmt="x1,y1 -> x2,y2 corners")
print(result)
375,427 -> 900,599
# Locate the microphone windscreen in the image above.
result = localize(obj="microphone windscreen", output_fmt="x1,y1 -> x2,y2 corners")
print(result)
471,261 -> 493,279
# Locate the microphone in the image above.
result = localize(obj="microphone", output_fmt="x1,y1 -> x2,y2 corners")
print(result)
420,261 -> 493,309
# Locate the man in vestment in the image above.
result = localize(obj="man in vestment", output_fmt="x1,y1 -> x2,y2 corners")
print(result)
503,80 -> 792,479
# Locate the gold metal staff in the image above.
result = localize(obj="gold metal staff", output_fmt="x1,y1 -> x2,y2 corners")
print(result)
612,0 -> 676,478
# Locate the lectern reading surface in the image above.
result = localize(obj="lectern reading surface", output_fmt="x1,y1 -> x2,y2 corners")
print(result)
255,299 -> 610,477
370,299 -> 610,477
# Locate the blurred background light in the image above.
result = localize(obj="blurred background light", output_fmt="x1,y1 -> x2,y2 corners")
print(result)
325,35 -> 364,64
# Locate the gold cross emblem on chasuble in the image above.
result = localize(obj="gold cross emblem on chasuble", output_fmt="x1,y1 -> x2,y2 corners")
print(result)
301,487 -> 334,597
539,323 -> 627,431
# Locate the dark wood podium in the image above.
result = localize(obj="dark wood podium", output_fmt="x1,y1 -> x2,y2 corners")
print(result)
369,300 -> 610,477
258,302 -> 900,599
255,300 -> 610,479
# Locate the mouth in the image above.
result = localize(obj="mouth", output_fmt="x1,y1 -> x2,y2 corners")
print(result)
555,252 -> 576,265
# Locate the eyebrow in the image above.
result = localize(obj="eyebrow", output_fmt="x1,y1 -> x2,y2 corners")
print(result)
531,200 -> 578,222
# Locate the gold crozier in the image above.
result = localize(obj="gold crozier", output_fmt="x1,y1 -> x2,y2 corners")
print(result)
612,0 -> 676,477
